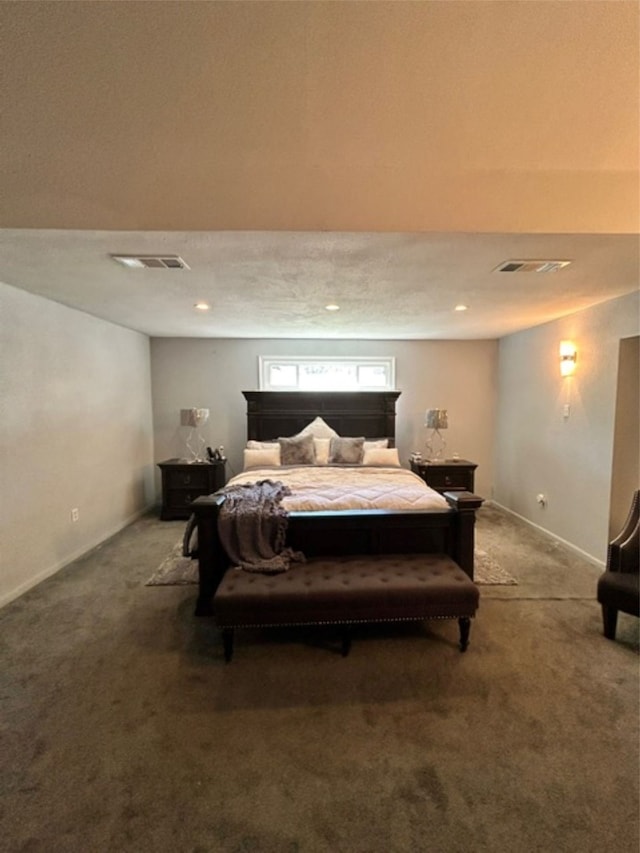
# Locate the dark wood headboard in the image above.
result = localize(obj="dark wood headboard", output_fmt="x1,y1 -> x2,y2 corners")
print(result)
242,391 -> 401,443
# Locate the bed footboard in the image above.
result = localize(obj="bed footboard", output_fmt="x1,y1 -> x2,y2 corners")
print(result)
191,491 -> 483,617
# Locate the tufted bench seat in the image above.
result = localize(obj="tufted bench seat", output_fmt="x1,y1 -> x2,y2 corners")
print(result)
213,553 -> 480,661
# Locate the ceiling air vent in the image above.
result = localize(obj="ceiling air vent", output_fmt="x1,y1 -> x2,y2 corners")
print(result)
110,254 -> 190,270
494,260 -> 571,273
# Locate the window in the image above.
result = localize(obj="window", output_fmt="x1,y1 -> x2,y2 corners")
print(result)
259,356 -> 396,392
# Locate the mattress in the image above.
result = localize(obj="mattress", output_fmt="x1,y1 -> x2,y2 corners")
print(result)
226,465 -> 449,513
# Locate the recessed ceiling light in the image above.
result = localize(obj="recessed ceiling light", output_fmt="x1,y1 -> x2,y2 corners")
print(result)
325,304 -> 340,311
454,304 -> 468,312
194,302 -> 210,311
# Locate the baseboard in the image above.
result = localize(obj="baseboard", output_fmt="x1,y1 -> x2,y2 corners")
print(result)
488,500 -> 605,569
0,502 -> 156,610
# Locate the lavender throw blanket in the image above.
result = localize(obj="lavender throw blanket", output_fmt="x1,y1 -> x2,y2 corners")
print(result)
217,479 -> 305,574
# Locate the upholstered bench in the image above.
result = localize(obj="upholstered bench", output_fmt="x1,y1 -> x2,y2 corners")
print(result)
213,553 -> 480,661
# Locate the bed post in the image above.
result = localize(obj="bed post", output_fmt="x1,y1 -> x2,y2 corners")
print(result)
192,493 -> 227,616
444,491 -> 484,580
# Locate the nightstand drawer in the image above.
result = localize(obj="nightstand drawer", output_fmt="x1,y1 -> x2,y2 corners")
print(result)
409,459 -> 477,495
164,489 -> 202,513
163,466 -> 211,490
158,459 -> 226,520
424,469 -> 471,491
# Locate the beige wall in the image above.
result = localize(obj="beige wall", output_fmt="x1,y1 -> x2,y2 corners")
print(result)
150,338 -> 498,498
494,291 -> 640,564
0,282 -> 155,607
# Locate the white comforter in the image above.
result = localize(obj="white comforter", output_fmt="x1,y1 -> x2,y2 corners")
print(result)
226,465 -> 449,512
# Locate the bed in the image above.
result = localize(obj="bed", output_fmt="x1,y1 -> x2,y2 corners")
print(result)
191,390 -> 483,616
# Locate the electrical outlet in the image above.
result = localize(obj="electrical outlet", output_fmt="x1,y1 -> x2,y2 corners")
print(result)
71,508 -> 79,522
563,404 -> 571,418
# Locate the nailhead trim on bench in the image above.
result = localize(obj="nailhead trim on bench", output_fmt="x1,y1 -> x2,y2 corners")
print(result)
218,613 -> 473,628
214,553 -> 480,661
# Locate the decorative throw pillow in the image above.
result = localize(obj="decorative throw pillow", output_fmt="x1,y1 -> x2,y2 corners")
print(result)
329,436 -> 365,464
298,416 -> 339,439
243,448 -> 281,469
278,433 -> 316,465
246,440 -> 279,450
364,439 -> 389,450
313,437 -> 331,465
362,447 -> 401,467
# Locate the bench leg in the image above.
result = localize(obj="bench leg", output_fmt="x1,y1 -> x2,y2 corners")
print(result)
458,617 -> 471,652
341,626 -> 352,657
222,628 -> 234,662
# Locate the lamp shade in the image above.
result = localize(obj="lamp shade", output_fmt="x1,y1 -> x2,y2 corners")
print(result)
425,408 -> 448,430
181,408 -> 210,427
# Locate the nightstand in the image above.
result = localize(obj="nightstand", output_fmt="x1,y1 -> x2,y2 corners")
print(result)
410,458 -> 477,494
158,459 -> 226,520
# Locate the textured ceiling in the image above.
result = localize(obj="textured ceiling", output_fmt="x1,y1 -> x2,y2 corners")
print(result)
0,2 -> 638,338
1,229 -> 638,339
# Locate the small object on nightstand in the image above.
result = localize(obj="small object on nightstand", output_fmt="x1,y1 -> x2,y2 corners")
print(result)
207,445 -> 227,463
410,457 -> 477,495
158,458 -> 227,520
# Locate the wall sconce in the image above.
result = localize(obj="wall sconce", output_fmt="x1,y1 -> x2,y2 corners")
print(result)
424,408 -> 448,461
559,341 -> 577,377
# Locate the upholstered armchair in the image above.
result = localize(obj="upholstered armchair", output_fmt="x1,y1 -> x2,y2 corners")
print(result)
597,490 -> 639,640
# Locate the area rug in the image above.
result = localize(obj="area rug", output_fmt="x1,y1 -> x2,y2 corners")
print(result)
146,543 -> 517,586
474,548 -> 518,584
146,542 -> 199,586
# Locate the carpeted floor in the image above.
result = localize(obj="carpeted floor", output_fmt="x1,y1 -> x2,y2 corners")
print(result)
1,503 -> 638,852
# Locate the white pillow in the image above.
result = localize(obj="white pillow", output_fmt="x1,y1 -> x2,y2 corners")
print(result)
298,416 -> 339,439
364,439 -> 389,450
362,447 -> 401,467
243,448 -> 281,469
314,437 -> 331,465
246,440 -> 279,450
